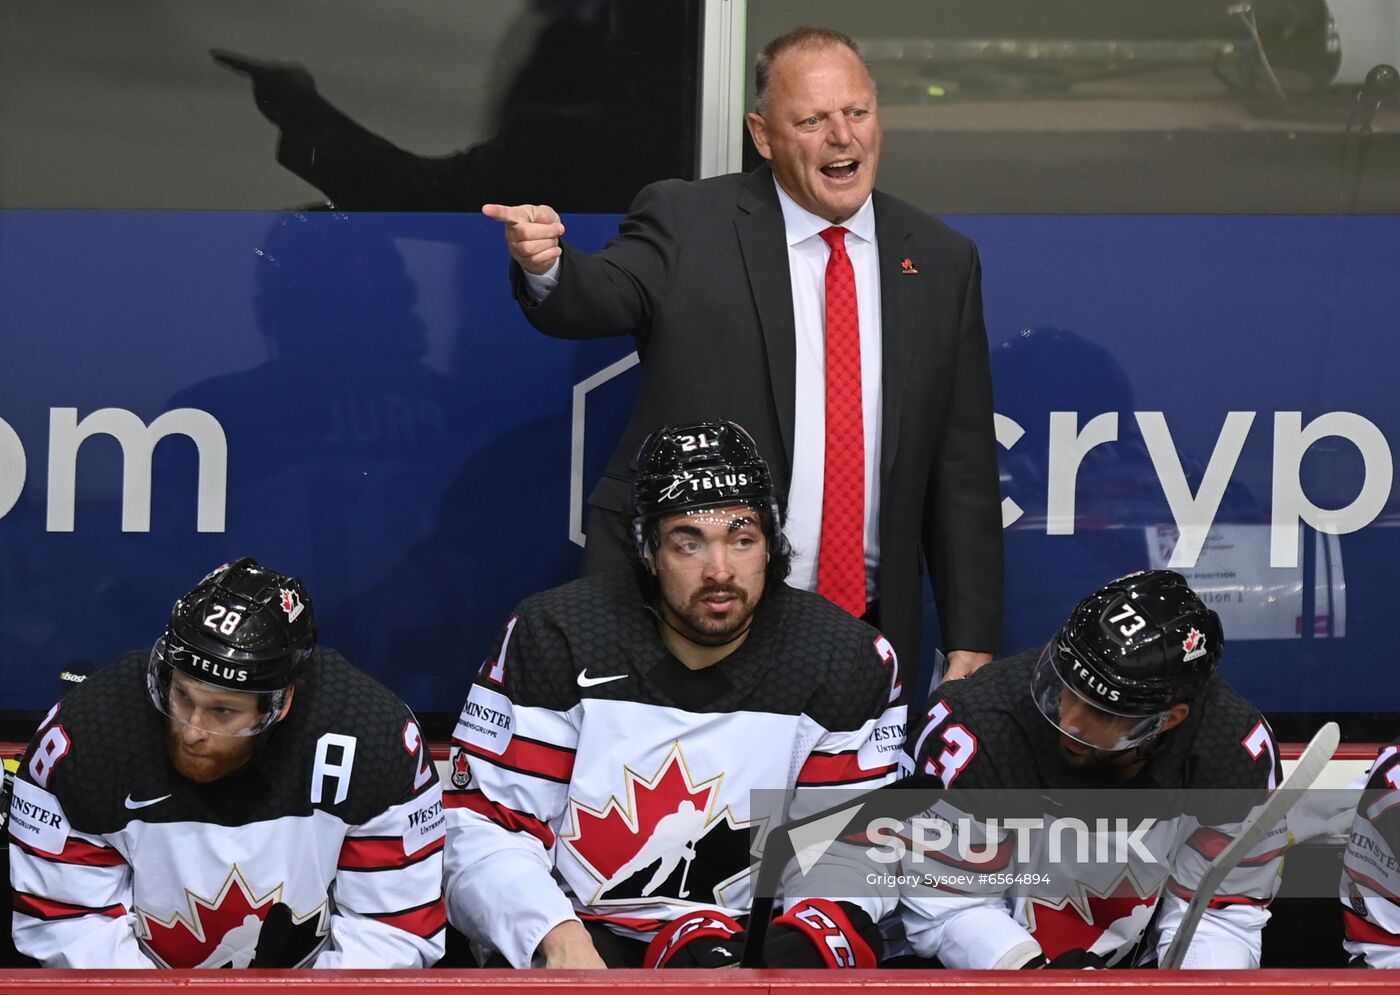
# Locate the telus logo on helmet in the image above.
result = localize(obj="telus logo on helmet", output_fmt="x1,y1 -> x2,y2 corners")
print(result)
1068,656 -> 1121,703
185,652 -> 249,684
661,471 -> 752,500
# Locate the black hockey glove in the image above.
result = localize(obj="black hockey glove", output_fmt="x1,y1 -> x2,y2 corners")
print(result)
643,909 -> 746,969
764,899 -> 879,968
1027,948 -> 1109,970
249,902 -> 295,968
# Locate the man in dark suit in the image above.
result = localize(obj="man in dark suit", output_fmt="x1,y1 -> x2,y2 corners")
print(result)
483,26 -> 1002,692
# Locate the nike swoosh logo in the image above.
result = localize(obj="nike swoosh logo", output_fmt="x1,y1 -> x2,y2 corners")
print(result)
577,670 -> 628,688
124,793 -> 172,810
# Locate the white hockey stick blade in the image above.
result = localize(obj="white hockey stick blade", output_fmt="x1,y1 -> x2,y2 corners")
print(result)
1160,720 -> 1340,969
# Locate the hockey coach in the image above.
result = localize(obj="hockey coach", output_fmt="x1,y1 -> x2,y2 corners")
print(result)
443,419 -> 906,968
901,570 -> 1284,969
7,558 -> 446,968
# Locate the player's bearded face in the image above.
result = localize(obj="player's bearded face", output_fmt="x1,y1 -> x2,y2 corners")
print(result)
165,673 -> 265,782
1055,690 -> 1149,773
654,506 -> 768,647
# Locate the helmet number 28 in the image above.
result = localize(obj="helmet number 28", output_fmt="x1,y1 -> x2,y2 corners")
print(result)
1107,603 -> 1147,638
203,606 -> 242,635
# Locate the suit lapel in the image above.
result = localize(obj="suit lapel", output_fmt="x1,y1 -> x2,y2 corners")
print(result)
875,194 -> 916,479
734,166 -> 798,470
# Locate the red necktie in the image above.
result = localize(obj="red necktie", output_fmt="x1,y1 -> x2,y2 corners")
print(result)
816,226 -> 866,617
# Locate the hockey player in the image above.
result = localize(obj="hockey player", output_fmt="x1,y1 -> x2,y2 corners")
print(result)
901,570 -> 1284,969
6,559 -> 445,968
443,420 -> 905,968
1340,739 -> 1400,966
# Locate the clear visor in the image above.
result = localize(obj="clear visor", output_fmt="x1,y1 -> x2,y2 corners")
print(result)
1030,643 -> 1169,752
653,505 -> 768,554
147,638 -> 285,737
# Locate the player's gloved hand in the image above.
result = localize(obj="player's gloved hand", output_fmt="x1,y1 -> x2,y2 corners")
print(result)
763,899 -> 878,968
1029,948 -> 1109,969
210,49 -> 320,128
644,909 -> 746,968
249,903 -> 295,968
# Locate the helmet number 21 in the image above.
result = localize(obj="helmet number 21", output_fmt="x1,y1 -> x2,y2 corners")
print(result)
675,433 -> 718,452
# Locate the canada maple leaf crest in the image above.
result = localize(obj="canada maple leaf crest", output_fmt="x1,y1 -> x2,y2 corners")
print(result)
1024,869 -> 1161,961
451,747 -> 472,789
135,866 -> 325,968
279,588 -> 305,622
1182,627 -> 1207,661
561,743 -> 759,906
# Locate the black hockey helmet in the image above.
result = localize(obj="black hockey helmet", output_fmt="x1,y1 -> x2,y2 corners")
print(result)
631,420 -> 782,561
1032,570 -> 1223,751
147,558 -> 316,736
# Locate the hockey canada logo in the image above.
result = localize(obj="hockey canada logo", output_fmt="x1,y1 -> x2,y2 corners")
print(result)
450,748 -> 472,789
279,588 -> 305,623
136,866 -> 326,968
562,744 -> 759,907
1024,870 -> 1160,962
1182,628 -> 1207,662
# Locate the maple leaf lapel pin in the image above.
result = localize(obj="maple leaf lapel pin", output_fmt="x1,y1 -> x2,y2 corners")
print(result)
900,256 -> 919,275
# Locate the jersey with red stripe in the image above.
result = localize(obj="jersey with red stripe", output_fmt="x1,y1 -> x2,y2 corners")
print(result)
6,648 -> 444,969
1341,738 -> 1400,968
442,570 -> 905,968
901,649 -> 1282,970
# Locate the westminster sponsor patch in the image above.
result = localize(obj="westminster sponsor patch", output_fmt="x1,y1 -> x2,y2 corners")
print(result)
451,683 -> 514,756
403,790 -> 446,856
858,709 -> 909,771
9,775 -> 71,855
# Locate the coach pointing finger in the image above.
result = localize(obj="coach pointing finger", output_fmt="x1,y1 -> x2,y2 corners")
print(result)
481,203 -> 565,276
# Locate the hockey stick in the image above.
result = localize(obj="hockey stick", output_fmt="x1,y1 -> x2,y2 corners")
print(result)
1159,720 -> 1340,969
740,774 -> 940,967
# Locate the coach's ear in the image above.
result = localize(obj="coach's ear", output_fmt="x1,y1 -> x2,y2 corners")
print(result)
747,111 -> 773,161
1160,702 -> 1189,734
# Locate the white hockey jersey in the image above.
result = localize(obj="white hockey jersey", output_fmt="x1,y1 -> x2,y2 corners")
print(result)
7,648 -> 445,968
442,571 -> 906,967
1341,739 -> 1400,968
901,650 -> 1284,969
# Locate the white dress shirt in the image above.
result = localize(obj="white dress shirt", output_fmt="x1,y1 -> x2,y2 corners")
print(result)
773,180 -> 882,601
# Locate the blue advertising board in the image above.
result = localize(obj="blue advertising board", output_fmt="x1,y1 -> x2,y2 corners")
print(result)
0,209 -> 1395,720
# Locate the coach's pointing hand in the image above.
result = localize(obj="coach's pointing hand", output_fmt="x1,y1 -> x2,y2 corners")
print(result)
481,203 -> 565,276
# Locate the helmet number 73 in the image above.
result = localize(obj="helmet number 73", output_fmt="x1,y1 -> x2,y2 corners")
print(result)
1107,603 -> 1147,638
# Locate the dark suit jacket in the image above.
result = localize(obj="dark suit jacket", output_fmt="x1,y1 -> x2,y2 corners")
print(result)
511,165 -> 1004,691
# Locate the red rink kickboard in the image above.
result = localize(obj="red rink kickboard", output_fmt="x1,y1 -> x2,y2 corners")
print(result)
0,971 -> 1397,993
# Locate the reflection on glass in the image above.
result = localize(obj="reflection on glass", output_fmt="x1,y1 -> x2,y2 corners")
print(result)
213,2 -> 698,212
745,0 -> 1400,212
1,0 -> 699,210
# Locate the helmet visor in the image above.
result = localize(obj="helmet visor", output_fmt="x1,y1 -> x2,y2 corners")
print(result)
1030,643 -> 1170,752
147,637 -> 286,737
